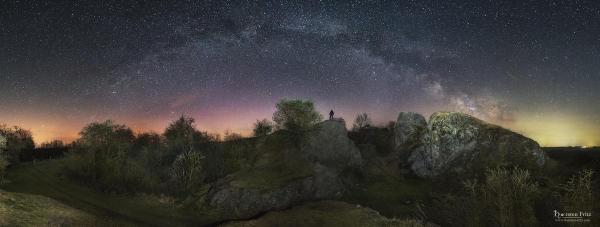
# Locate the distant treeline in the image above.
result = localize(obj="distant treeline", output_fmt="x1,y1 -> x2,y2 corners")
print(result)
29,147 -> 67,161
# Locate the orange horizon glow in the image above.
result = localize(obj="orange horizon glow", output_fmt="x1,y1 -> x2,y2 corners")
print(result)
6,109 -> 598,148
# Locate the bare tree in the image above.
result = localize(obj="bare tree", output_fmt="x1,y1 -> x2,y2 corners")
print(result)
352,113 -> 372,131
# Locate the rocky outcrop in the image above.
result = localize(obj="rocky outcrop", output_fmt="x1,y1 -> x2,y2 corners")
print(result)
205,119 -> 361,220
207,166 -> 344,220
302,119 -> 362,169
394,112 -> 427,153
408,112 -> 546,177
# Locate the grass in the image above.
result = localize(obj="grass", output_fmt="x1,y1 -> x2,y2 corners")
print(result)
225,131 -> 315,191
221,200 -> 429,227
0,159 -> 221,226
0,190 -> 97,226
343,175 -> 433,219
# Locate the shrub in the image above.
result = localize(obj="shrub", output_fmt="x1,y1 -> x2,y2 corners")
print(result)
0,135 -> 6,182
556,169 -> 594,214
0,125 -> 35,163
170,151 -> 205,192
62,117 -> 223,194
163,116 -> 223,185
64,120 -> 137,192
253,119 -> 273,137
0,155 -> 7,183
429,167 -> 539,227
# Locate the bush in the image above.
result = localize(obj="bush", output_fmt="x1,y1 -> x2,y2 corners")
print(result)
64,120 -> 138,192
253,119 -> 273,137
0,155 -> 7,183
0,135 -> 6,181
556,169 -> 594,214
170,151 -> 205,192
163,116 -> 223,184
429,167 -> 539,227
0,125 -> 35,163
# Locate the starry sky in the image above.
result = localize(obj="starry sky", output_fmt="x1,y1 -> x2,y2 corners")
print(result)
1,1 -> 600,146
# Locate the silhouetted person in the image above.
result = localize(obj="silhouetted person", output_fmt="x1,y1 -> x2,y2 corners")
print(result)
329,109 -> 334,120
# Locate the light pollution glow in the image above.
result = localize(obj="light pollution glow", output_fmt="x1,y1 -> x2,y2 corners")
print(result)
4,108 -> 599,148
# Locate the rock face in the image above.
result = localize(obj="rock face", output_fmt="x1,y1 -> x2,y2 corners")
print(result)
303,119 -> 362,169
205,119 -> 361,220
207,173 -> 342,220
394,112 -> 427,153
408,112 -> 546,177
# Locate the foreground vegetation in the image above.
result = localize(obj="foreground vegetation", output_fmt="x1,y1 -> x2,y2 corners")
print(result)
2,159 -> 217,226
0,190 -> 96,226
221,201 -> 431,227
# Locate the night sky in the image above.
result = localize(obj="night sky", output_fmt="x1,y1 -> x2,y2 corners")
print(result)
1,1 -> 600,146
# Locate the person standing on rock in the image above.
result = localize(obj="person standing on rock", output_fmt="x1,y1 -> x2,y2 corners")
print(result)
329,109 -> 334,120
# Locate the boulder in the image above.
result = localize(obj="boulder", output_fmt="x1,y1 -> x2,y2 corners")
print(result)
394,112 -> 427,153
302,119 -> 362,169
207,164 -> 345,220
205,119 -> 360,220
409,112 -> 546,177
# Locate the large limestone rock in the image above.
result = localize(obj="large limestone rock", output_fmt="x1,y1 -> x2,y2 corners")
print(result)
302,119 -> 362,169
394,112 -> 427,153
205,119 -> 361,220
409,112 -> 546,177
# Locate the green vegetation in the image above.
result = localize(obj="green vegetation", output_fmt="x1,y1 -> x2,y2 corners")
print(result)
0,125 -> 35,179
0,190 -> 98,227
223,130 -> 314,191
222,200 -> 432,227
273,99 -> 322,131
252,118 -> 273,137
556,169 -> 596,226
223,130 -> 243,141
344,175 -> 432,218
1,159 -> 218,226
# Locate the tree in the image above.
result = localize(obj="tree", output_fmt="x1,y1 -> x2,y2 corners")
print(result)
253,119 -> 273,137
272,99 -> 322,131
352,113 -> 372,131
72,120 -> 135,190
0,125 -> 35,163
131,132 -> 164,168
164,116 -> 211,156
163,116 -> 223,186
79,120 -> 134,147
0,134 -> 7,182
40,140 -> 65,149
223,130 -> 243,141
